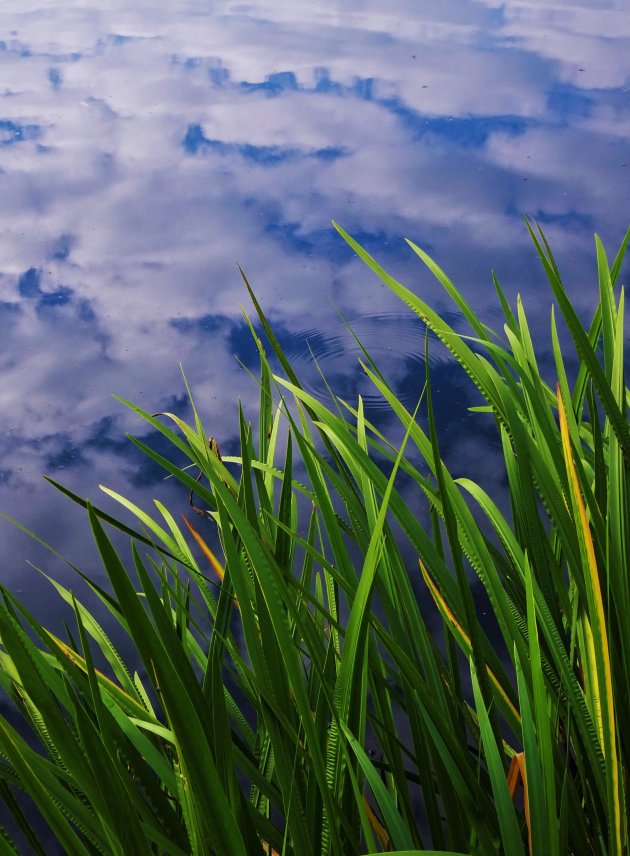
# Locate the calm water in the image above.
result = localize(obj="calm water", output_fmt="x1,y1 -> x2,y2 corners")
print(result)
1,0 -> 629,613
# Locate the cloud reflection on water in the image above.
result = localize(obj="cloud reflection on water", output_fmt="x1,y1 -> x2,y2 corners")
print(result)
0,0 -> 628,608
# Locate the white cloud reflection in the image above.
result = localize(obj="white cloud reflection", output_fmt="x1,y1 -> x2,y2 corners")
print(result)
0,0 -> 628,594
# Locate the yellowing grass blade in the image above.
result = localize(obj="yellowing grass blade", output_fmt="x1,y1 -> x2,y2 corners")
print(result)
182,515 -> 243,613
419,559 -> 521,728
578,613 -> 603,749
363,795 -> 391,852
557,386 -> 623,853
46,632 -> 153,720
507,753 -> 531,855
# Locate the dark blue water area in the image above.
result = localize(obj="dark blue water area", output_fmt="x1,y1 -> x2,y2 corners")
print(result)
0,2 -> 628,840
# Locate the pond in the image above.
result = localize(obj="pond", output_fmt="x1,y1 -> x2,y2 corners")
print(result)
1,1 -> 629,620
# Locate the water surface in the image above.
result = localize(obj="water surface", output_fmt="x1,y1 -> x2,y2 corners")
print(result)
1,0 -> 629,611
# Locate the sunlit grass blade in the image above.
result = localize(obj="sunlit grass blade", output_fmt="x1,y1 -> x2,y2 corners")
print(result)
87,504 -> 250,856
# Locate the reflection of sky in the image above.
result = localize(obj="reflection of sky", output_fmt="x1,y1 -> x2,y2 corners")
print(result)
0,0 -> 628,618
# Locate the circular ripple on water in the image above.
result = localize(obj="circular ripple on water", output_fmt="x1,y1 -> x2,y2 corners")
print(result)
277,312 -> 452,414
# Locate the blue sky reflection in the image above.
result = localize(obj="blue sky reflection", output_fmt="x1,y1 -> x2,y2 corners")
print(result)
0,0 -> 628,613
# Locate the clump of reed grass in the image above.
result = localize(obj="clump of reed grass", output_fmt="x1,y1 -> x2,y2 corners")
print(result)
0,220 -> 628,855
